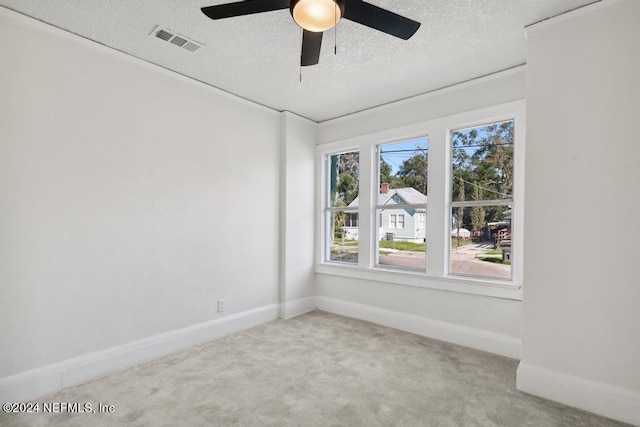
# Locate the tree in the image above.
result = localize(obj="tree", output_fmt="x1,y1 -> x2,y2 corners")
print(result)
455,177 -> 465,242
379,159 -> 403,190
451,121 -> 514,230
330,152 -> 360,242
379,159 -> 393,184
396,150 -> 428,195
472,122 -> 514,200
470,183 -> 485,236
331,152 -> 359,206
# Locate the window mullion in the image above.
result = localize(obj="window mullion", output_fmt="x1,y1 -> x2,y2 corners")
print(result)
358,143 -> 374,269
426,125 -> 448,277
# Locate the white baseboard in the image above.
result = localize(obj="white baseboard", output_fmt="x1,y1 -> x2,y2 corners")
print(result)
0,304 -> 280,403
315,296 -> 521,359
517,362 -> 640,425
281,296 -> 316,319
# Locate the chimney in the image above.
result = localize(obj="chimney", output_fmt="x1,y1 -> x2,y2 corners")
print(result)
381,183 -> 389,194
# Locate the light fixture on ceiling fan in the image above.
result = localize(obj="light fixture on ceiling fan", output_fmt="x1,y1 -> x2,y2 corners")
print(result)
290,0 -> 343,32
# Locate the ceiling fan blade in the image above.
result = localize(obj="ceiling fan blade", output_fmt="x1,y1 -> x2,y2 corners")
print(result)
301,30 -> 323,66
343,0 -> 420,40
201,0 -> 290,20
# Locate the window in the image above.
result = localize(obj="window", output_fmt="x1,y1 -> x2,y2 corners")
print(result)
377,138 -> 428,270
345,213 -> 359,227
388,213 -> 405,229
316,101 -> 524,299
325,151 -> 359,264
450,121 -> 514,280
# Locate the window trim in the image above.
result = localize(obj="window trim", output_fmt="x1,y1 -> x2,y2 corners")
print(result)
315,101 -> 525,301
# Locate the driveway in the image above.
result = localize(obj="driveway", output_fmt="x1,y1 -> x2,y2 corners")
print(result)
450,242 -> 510,279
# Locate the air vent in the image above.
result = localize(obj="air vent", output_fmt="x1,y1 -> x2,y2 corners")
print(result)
151,26 -> 204,53
182,42 -> 202,53
155,29 -> 173,41
170,36 -> 188,47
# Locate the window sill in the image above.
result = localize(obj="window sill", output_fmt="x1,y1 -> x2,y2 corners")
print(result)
315,262 -> 522,300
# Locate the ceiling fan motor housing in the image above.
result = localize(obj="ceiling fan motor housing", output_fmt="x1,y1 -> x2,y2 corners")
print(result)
290,0 -> 346,32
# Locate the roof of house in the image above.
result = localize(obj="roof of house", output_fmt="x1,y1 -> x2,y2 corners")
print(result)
348,187 -> 428,208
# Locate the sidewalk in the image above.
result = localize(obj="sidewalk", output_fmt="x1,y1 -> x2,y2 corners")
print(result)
378,241 -> 510,279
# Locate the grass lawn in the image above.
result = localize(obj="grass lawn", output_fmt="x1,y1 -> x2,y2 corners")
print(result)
451,237 -> 473,248
333,238 -> 358,246
334,238 -> 473,253
379,240 -> 426,252
483,248 -> 503,255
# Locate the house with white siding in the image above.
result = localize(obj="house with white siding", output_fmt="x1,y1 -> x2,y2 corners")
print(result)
343,184 -> 428,243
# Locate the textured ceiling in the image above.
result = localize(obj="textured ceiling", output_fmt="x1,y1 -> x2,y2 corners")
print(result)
1,0 -> 597,121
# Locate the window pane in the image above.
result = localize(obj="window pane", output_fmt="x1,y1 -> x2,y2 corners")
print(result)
452,121 -> 513,203
328,151 -> 359,208
450,206 -> 511,280
376,208 -> 426,270
345,213 -> 358,227
378,137 -> 429,205
329,211 -> 359,264
377,138 -> 428,271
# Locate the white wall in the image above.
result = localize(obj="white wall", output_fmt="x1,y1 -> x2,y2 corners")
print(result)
316,68 -> 526,358
317,276 -> 521,349
317,66 -> 526,143
279,112 -> 317,318
518,1 -> 640,424
0,8 -> 281,384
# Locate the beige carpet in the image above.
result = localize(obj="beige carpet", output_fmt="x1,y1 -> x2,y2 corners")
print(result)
1,311 -> 628,426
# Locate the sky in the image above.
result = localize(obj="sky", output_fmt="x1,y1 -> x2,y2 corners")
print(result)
379,120 -> 513,176
379,136 -> 428,175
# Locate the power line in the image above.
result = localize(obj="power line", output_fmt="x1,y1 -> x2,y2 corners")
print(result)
381,156 -> 401,170
454,176 -> 508,198
453,143 -> 513,150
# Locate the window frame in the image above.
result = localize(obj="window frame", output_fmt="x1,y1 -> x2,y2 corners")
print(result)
448,120 -> 516,281
323,149 -> 361,264
315,101 -> 525,300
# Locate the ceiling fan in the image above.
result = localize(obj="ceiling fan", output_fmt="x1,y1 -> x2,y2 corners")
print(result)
201,0 -> 421,66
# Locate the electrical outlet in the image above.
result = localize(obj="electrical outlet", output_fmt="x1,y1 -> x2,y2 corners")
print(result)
217,299 -> 225,313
